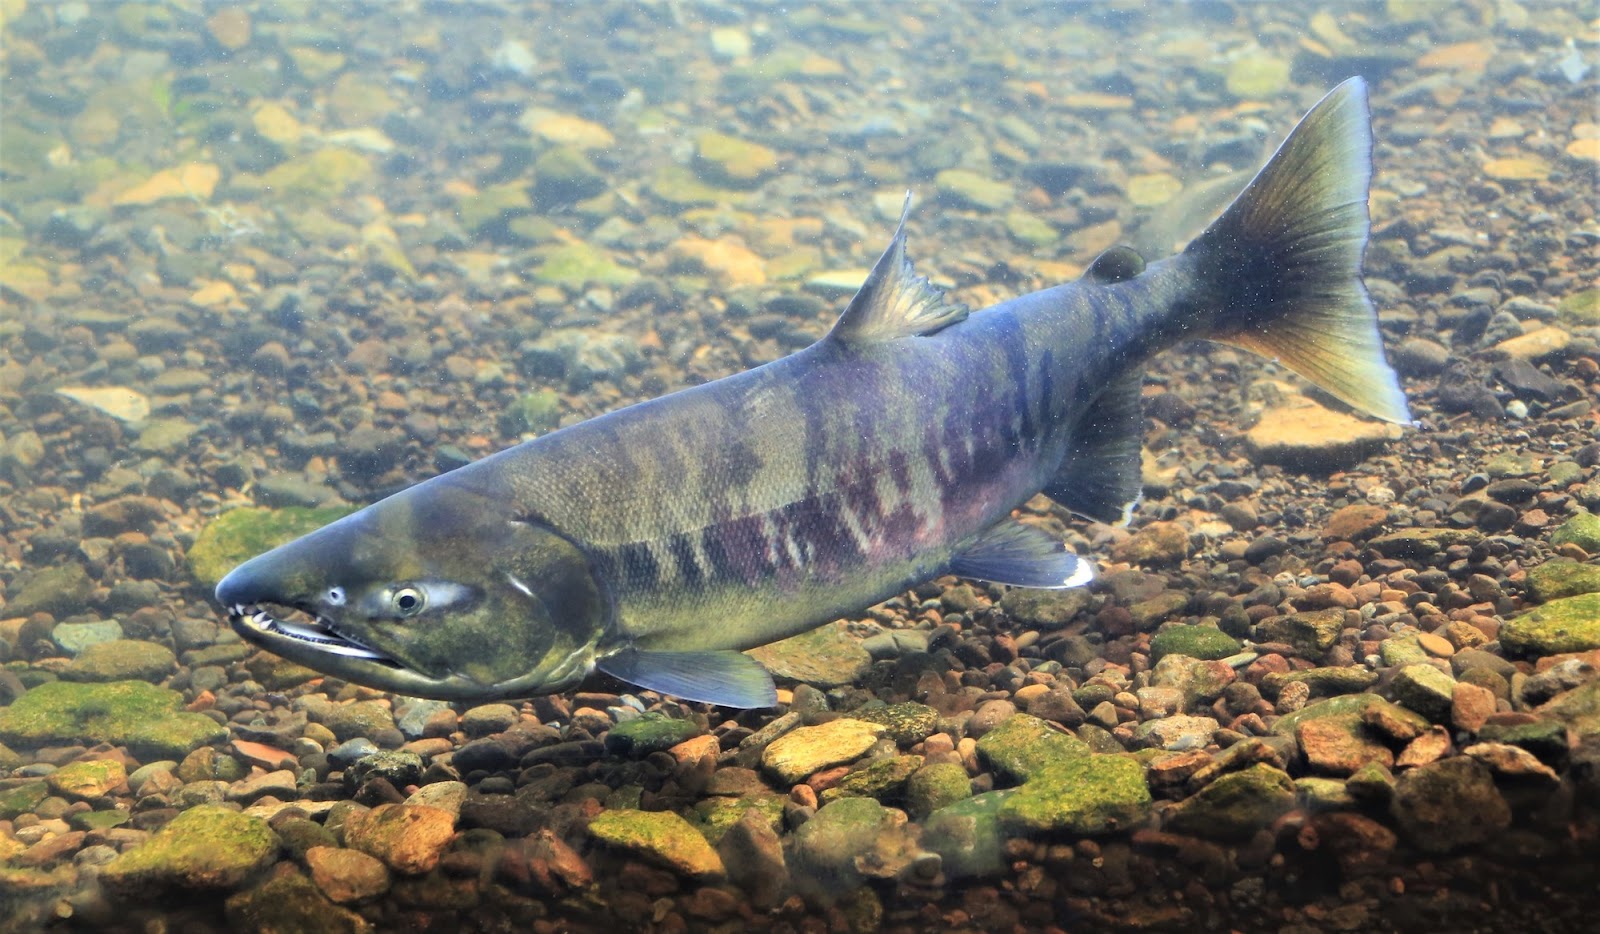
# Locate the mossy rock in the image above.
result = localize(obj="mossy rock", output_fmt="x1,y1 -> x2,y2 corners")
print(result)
187,506 -> 354,589
223,863 -> 368,934
1165,763 -> 1296,841
821,754 -> 923,804
1225,53 -> 1291,99
975,713 -> 1090,783
1257,608 -> 1344,656
456,181 -> 532,233
1501,594 -> 1600,656
694,131 -> 778,185
588,808 -> 724,879
604,713 -> 703,757
501,389 -> 563,436
1527,559 -> 1600,601
0,781 -> 50,820
922,789 -> 1014,879
100,804 -> 279,895
5,563 -> 94,618
850,702 -> 939,746
0,680 -> 227,761
998,753 -> 1151,836
1149,625 -> 1241,661
689,794 -> 784,845
1549,510 -> 1600,554
251,148 -> 373,201
532,241 -> 638,289
61,639 -> 176,682
905,761 -> 972,818
934,168 -> 1014,211
747,621 -> 872,688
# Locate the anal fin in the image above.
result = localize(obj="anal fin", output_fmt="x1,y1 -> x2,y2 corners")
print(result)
1044,368 -> 1145,525
949,519 -> 1094,589
595,648 -> 778,709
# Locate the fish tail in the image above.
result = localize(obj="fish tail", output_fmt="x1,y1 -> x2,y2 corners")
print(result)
1185,76 -> 1411,424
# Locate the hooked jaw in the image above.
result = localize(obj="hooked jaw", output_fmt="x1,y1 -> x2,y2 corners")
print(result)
215,559 -> 402,668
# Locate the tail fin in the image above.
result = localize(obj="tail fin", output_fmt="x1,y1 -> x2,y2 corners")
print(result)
1187,77 -> 1412,425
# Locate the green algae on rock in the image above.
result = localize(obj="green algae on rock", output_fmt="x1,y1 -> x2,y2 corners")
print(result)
224,863 -> 371,934
4,563 -> 93,618
1501,594 -> 1600,656
747,621 -> 873,688
694,131 -> 779,185
1149,624 -> 1241,661
46,758 -> 127,799
1165,763 -> 1296,841
101,804 -> 278,895
851,702 -> 940,745
0,680 -> 227,761
1527,558 -> 1600,601
188,506 -> 355,589
1549,510 -> 1600,554
997,753 -> 1151,836
0,781 -> 50,821
61,639 -> 176,682
821,754 -> 924,804
921,789 -> 1015,879
934,168 -> 1014,211
604,712 -> 703,757
1257,607 -> 1345,657
1389,757 -> 1510,854
975,713 -> 1091,783
588,808 -> 725,880
690,794 -> 785,845
531,240 -> 638,289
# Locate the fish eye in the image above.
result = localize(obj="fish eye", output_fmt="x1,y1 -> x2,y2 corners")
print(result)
326,586 -> 346,606
392,586 -> 425,617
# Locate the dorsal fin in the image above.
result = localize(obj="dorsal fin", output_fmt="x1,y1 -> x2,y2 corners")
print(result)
1082,245 -> 1146,284
827,193 -> 968,346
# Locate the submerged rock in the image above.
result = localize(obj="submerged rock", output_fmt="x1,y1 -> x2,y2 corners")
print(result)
997,753 -> 1151,835
61,639 -> 176,682
1501,595 -> 1600,656
748,622 -> 872,688
587,808 -> 724,880
975,713 -> 1090,783
1165,763 -> 1295,841
761,718 -> 884,784
1389,757 -> 1511,853
0,681 -> 226,761
342,804 -> 456,876
101,805 -> 278,894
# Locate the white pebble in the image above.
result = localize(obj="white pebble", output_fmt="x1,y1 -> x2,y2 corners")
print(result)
1506,399 -> 1529,419
1365,485 -> 1396,505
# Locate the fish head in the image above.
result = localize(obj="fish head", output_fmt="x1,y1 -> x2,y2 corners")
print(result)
215,481 -> 609,700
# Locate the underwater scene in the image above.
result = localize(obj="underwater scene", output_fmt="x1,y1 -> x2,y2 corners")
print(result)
2,0 -> 1600,931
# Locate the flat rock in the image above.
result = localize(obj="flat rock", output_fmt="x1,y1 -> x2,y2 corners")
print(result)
748,622 -> 872,688
100,804 -> 278,894
1500,594 -> 1600,656
587,808 -> 724,880
1245,397 -> 1402,472
761,718 -> 884,784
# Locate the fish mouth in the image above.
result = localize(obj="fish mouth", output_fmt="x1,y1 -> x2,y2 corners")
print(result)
228,602 -> 403,668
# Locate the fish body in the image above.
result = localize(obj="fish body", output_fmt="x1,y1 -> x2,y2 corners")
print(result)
217,78 -> 1409,707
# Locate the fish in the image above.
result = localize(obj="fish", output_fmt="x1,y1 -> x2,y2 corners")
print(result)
216,78 -> 1409,709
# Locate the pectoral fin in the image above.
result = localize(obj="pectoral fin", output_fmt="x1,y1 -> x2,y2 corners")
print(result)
596,648 -> 779,709
949,519 -> 1094,589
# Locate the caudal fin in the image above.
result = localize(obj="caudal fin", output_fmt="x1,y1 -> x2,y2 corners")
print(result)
1187,77 -> 1411,425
